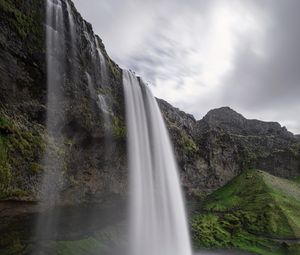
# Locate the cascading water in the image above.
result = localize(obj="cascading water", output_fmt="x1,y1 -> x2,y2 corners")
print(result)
34,0 -> 66,249
42,0 -> 66,205
66,0 -> 75,49
95,37 -> 108,85
83,22 -> 108,86
83,22 -> 110,128
123,70 -> 192,255
85,71 -> 110,126
66,0 -> 77,81
85,71 -> 97,99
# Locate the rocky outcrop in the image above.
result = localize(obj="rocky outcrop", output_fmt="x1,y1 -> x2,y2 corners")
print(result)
160,106 -> 300,197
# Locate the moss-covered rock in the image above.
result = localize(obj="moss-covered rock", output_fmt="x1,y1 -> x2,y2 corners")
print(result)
191,169 -> 300,255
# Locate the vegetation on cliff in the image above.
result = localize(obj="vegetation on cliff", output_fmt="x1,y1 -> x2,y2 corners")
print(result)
0,113 -> 44,200
191,169 -> 300,255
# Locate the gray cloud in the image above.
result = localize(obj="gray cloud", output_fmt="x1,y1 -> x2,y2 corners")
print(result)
220,0 -> 300,132
73,0 -> 300,134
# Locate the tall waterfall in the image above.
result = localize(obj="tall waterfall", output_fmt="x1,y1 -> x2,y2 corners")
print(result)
123,70 -> 192,255
33,1 -> 66,249
42,0 -> 66,204
66,0 -> 75,49
66,0 -> 76,78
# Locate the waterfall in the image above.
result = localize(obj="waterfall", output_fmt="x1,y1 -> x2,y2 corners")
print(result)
42,0 -> 66,204
85,71 -> 96,99
95,37 -> 108,85
97,94 -> 110,115
83,22 -> 108,87
66,0 -> 76,74
123,70 -> 192,255
33,1 -> 66,249
66,0 -> 75,48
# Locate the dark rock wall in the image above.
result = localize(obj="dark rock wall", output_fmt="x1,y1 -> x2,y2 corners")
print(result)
0,0 -> 127,206
161,105 -> 300,196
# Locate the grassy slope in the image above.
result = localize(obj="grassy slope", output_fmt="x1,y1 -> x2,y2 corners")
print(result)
191,169 -> 300,255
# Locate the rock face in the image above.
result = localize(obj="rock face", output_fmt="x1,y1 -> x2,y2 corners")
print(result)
0,0 -> 127,205
162,105 -> 300,196
0,0 -> 299,253
0,1 -> 127,252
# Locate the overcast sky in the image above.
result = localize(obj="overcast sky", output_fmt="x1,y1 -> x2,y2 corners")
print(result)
73,0 -> 300,134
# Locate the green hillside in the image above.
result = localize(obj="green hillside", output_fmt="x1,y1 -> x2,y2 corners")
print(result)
191,169 -> 300,255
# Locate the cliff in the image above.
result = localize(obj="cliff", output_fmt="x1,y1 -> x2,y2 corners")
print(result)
0,0 -> 299,254
161,104 -> 299,197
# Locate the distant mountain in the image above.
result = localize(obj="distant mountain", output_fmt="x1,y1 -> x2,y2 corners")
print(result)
198,106 -> 294,139
191,169 -> 300,255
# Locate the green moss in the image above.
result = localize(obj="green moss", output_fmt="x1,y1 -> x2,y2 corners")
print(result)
181,132 -> 198,153
0,137 -> 12,192
30,162 -> 43,174
0,231 -> 25,255
293,176 -> 300,184
0,113 -> 44,199
192,214 -> 231,248
107,58 -> 121,80
0,116 -> 9,127
26,224 -> 124,255
290,142 -> 300,156
0,0 -> 44,52
48,237 -> 107,255
112,116 -> 126,139
192,170 -> 300,255
168,121 -> 198,154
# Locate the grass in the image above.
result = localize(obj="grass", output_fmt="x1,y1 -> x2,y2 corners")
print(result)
192,169 -> 300,255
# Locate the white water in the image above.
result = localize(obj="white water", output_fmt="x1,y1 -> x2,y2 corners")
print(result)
66,0 -> 76,65
42,0 -> 65,203
95,37 -> 108,85
66,0 -> 75,47
97,94 -> 110,115
85,71 -> 96,98
33,1 -> 66,249
123,70 -> 192,255
83,23 -> 108,86
86,71 -> 111,135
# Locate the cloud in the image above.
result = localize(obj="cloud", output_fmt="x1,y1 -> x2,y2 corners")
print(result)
72,0 -> 300,134
219,0 -> 300,132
